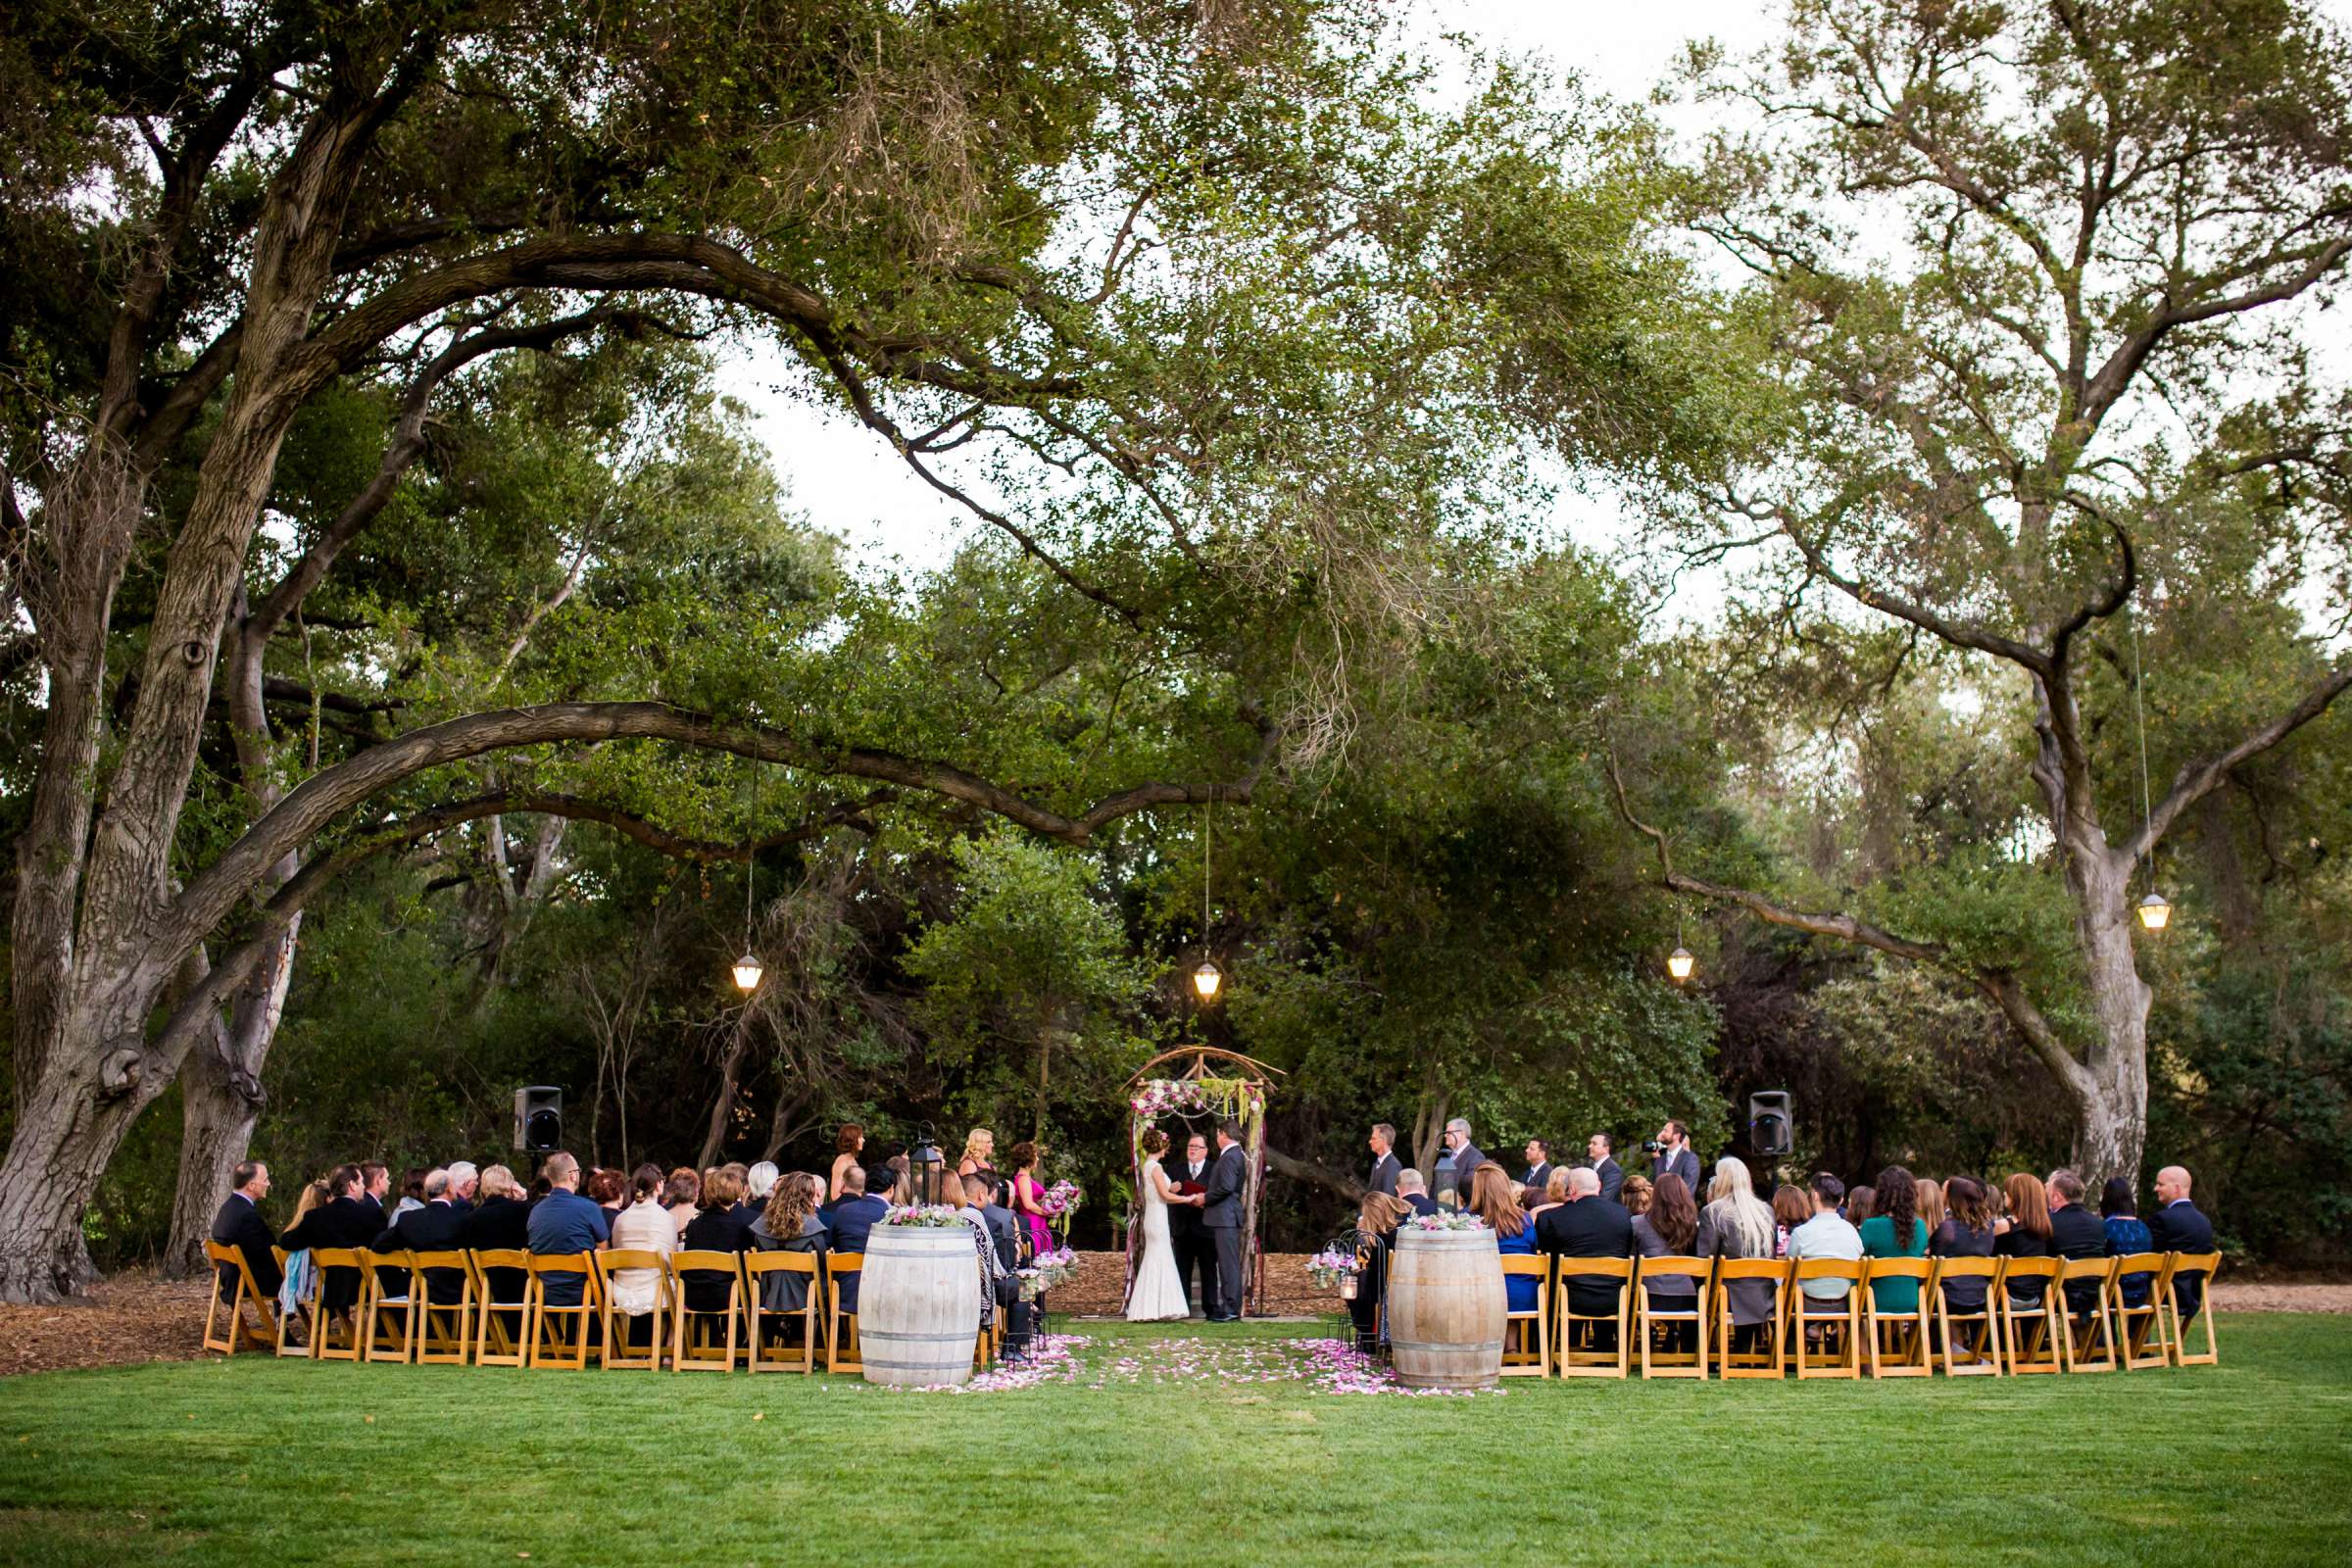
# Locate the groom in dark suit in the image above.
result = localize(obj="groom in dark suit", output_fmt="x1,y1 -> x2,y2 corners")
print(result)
1202,1118 -> 1249,1322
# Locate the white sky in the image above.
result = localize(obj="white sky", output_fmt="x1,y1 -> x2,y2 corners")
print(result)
712,0 -> 2352,616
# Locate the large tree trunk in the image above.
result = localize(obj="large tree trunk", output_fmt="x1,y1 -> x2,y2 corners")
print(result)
162,926 -> 298,1277
2068,855 -> 2152,1191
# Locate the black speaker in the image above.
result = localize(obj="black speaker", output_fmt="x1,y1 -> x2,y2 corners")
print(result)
1748,1091 -> 1793,1157
514,1085 -> 563,1153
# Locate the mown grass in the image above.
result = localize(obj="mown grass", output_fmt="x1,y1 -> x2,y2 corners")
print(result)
1,1313 -> 2347,1566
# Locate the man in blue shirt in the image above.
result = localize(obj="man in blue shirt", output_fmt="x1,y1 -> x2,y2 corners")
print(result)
524,1151 -> 608,1307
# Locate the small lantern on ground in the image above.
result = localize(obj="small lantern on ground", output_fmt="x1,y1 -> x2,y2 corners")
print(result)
1193,958 -> 1224,1004
1667,946 -> 1695,983
2135,892 -> 2172,932
908,1124 -> 946,1206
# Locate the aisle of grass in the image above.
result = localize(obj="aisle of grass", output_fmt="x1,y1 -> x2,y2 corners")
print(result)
2,1313 -> 2348,1566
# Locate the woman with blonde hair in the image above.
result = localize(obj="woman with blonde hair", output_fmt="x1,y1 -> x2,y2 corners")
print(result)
957,1128 -> 996,1180
1348,1192 -> 1412,1351
1994,1171 -> 2055,1309
1620,1173 -> 1653,1217
274,1175 -> 333,1321
1526,1166 -> 1569,1218
1695,1154 -> 1780,1344
1915,1175 -> 1946,1237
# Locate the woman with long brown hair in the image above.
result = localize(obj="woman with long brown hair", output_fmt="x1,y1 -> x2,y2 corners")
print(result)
1930,1175 -> 1999,1314
748,1170 -> 828,1317
1861,1164 -> 1930,1315
1468,1163 -> 1539,1317
1632,1171 -> 1699,1348
828,1124 -> 865,1202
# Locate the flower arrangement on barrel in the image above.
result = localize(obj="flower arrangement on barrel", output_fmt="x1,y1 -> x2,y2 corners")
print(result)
1404,1211 -> 1488,1232
883,1204 -> 965,1226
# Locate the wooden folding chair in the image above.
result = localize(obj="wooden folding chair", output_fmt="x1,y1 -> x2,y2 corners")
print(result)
410,1250 -> 475,1365
1859,1256 -> 1936,1377
2057,1256 -> 2121,1373
309,1248 -> 366,1361
825,1253 -> 865,1374
1932,1257 -> 2005,1376
1715,1257 -> 1788,1379
526,1252 -> 601,1369
201,1241 -> 277,1355
1499,1255 -> 1552,1377
1786,1258 -> 1864,1379
669,1250 -> 745,1372
2164,1250 -> 2223,1367
1553,1257 -> 1634,1378
1997,1257 -> 2063,1375
270,1247 -> 315,1358
1634,1255 -> 1712,1379
361,1250 -> 419,1363
595,1250 -> 671,1370
2111,1251 -> 2174,1370
469,1249 -> 533,1368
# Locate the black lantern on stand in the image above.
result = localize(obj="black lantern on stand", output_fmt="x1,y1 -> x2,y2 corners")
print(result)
907,1124 -> 946,1206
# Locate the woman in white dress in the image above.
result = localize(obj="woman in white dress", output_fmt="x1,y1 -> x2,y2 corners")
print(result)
1126,1128 -> 1195,1322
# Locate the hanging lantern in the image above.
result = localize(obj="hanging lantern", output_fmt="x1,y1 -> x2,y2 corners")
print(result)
1667,946 -> 1695,982
2135,892 -> 2172,932
731,952 -> 764,991
908,1124 -> 946,1206
1192,958 -> 1224,1003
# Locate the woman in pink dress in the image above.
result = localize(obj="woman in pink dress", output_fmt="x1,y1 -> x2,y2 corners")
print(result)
1009,1140 -> 1053,1257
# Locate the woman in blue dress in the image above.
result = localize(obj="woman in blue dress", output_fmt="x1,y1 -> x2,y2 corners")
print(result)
1469,1164 -> 1541,1313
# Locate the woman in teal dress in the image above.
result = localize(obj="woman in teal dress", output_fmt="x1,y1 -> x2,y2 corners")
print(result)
1860,1165 -> 1930,1313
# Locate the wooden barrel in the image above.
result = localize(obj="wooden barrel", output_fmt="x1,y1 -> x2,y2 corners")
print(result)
1387,1226 -> 1504,1390
858,1224 -> 982,1387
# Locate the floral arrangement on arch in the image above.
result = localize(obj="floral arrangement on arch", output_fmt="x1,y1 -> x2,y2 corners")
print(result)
1404,1212 -> 1489,1232
1129,1079 -> 1208,1117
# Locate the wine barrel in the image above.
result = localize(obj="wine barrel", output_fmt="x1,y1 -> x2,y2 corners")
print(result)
1386,1226 -> 1504,1390
858,1224 -> 982,1387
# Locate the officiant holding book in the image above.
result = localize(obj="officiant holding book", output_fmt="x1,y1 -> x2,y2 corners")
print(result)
1166,1131 -> 1212,1316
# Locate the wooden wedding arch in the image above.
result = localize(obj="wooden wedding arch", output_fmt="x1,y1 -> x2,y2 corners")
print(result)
1122,1046 -> 1284,1317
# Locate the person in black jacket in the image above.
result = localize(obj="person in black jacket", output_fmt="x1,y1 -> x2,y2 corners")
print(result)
464,1165 -> 533,1320
210,1161 -> 281,1299
678,1165 -> 754,1313
374,1169 -> 469,1303
2148,1165 -> 2219,1323
2044,1168 -> 2110,1318
1587,1134 -> 1625,1205
1535,1167 -> 1636,1332
1396,1169 -> 1440,1216
277,1163 -> 379,1314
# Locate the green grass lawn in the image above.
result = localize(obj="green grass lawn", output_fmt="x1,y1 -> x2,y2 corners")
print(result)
2,1313 -> 2348,1566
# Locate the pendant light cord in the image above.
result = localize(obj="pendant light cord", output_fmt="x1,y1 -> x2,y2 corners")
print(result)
2132,598 -> 2154,888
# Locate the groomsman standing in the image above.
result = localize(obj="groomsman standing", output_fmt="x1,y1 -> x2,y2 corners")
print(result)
1367,1124 -> 1402,1197
1587,1134 -> 1624,1204
1168,1132 -> 1213,1315
1521,1138 -> 1554,1195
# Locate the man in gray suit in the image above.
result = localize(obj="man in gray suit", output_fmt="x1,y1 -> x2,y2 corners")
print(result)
1587,1132 -> 1625,1204
1443,1118 -> 1484,1206
1649,1120 -> 1699,1193
1367,1123 -> 1402,1197
1202,1118 -> 1250,1321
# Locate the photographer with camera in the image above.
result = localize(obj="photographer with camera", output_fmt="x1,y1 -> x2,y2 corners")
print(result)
1645,1120 -> 1699,1194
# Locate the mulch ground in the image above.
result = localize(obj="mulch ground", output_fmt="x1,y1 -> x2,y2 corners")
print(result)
2,1258 -> 2340,1377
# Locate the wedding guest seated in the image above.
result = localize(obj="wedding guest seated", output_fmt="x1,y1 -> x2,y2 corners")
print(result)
1844,1184 -> 1876,1227
1915,1175 -> 1946,1239
278,1162 -> 379,1315
1526,1167 -> 1569,1219
358,1161 -> 391,1226
744,1161 -> 780,1218
1695,1156 -> 1780,1348
1620,1174 -> 1653,1218
1786,1173 -> 1864,1312
446,1160 -> 480,1212
1536,1165 -> 1635,1329
1470,1164 -> 1541,1316
211,1160 -> 281,1300
608,1164 -> 676,1336
1349,1191 -> 1411,1352
273,1175 -> 332,1323
2147,1164 -> 2216,1323
373,1167 -> 469,1302
1772,1184 -> 1811,1257
1632,1172 -> 1699,1348
712,1161 -> 755,1225
663,1168 -> 701,1240
465,1164 -> 533,1307
750,1171 -> 831,1317
586,1166 -> 627,1222
673,1165 -> 753,1314
2044,1168 -> 2108,1317
1930,1175 -> 1999,1313
2100,1177 -> 2154,1307
392,1166 -> 428,1222
965,1173 -> 1019,1276
524,1152 -> 610,1309
1395,1168 -> 1440,1216
1860,1166 -> 1929,1315
823,1166 -> 889,1312
1994,1172 -> 2054,1308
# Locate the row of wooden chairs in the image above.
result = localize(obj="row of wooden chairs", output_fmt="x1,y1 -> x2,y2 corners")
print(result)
1494,1250 -> 2222,1379
203,1244 -> 1005,1374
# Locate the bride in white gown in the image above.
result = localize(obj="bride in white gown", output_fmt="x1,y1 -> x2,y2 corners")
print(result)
1126,1129 -> 1196,1322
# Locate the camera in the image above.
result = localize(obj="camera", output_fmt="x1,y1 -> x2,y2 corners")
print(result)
1642,1139 -> 1664,1154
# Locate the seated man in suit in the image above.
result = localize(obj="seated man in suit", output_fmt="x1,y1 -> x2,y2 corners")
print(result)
825,1164 -> 891,1312
1396,1168 -> 1440,1217
210,1160 -> 282,1301
2147,1164 -> 2218,1323
966,1173 -> 1020,1275
2044,1167 -> 2110,1319
1535,1166 -> 1635,1346
374,1167 -> 469,1303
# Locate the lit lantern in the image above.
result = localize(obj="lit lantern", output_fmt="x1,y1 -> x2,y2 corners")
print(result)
1667,947 -> 1695,983
907,1125 -> 946,1206
731,952 -> 764,991
1193,958 -> 1224,1003
2135,892 -> 2172,932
